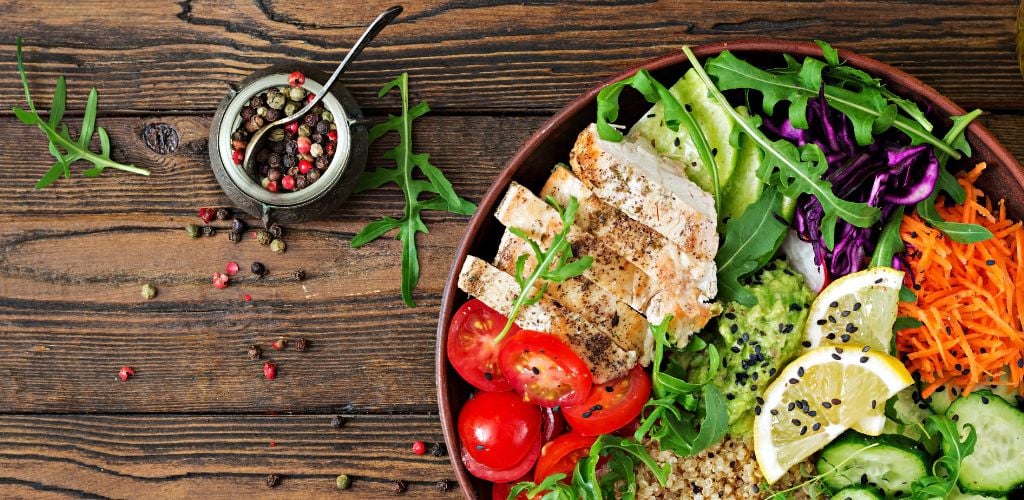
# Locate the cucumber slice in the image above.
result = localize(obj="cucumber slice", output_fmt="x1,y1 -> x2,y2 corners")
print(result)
831,485 -> 884,500
927,374 -> 1021,415
880,386 -> 933,442
817,432 -> 929,497
947,486 -> 1007,500
947,390 -> 1024,495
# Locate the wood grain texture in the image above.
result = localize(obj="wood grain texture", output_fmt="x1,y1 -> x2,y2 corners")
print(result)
0,414 -> 460,498
0,1 -> 1021,115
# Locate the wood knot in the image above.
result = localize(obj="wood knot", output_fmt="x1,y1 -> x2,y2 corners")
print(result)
141,123 -> 179,155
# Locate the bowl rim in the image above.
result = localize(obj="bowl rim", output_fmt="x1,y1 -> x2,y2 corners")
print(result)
434,38 -> 1024,498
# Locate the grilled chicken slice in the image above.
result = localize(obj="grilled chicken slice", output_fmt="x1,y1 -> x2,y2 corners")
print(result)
457,256 -> 636,383
493,229 -> 654,365
494,182 -> 714,346
541,166 -> 718,302
569,124 -> 718,261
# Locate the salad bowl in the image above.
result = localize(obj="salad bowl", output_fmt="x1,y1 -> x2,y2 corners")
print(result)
435,39 -> 1024,498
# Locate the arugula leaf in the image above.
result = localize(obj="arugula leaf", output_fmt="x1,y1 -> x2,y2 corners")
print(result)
14,37 -> 149,189
893,316 -> 924,332
869,206 -> 906,268
495,196 -> 593,341
703,49 -> 959,158
715,186 -> 790,305
683,46 -> 880,249
595,69 -> 722,212
914,109 -> 992,244
910,415 -> 976,499
351,73 -> 477,307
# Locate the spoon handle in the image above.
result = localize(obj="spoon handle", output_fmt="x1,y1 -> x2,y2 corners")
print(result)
301,5 -> 403,116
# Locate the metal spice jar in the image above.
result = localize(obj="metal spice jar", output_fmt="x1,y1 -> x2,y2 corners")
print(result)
209,66 -> 367,225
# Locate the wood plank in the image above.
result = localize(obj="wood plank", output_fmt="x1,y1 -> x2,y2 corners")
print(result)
2,113 -> 1024,412
0,413 -> 461,498
0,1 -> 1021,114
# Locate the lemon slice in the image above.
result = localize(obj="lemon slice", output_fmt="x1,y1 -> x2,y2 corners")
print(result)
803,267 -> 904,353
753,345 -> 913,484
803,267 -> 904,435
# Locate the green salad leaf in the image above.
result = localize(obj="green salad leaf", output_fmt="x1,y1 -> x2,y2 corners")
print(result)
910,415 -> 977,499
703,49 -> 959,158
14,37 -> 149,189
683,46 -> 880,249
869,205 -> 906,268
496,195 -> 593,342
351,73 -> 477,307
714,186 -> 790,305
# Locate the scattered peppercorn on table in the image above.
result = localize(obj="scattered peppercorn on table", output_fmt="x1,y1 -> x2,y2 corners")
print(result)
1,1 -> 1023,498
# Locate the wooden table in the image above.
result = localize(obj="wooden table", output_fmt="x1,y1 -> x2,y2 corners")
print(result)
1,1 -> 1022,497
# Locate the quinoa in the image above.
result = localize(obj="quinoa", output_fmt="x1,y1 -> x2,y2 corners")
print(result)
634,436 -> 813,499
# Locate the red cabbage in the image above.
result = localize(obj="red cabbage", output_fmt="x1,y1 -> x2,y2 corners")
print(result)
764,90 -> 940,280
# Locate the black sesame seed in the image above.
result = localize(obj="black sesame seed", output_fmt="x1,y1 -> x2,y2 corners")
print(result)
831,353 -> 842,360
835,347 -> 844,354
986,259 -> 996,266
841,310 -> 851,318
801,341 -> 812,348
783,324 -> 794,333
808,410 -> 817,417
812,422 -> 821,431
476,445 -> 484,451
875,278 -> 884,284
484,372 -> 492,380
756,397 -> 764,405
816,319 -> 827,325
860,356 -> 869,363
831,398 -> 842,405
829,315 -> 837,324
829,301 -> 839,308
532,366 -> 540,375
791,418 -> 801,426
787,402 -> 796,411
846,323 -> 858,333
822,401 -> 832,409
754,406 -> 762,415
853,302 -> 862,311
860,473 -> 869,485
789,378 -> 799,385
731,346 -> 741,353
725,312 -> 737,320
982,396 -> 990,404
800,426 -> 808,435
606,386 -> 614,392
751,384 -> 758,391
862,345 -> 871,352
1018,359 -> 1024,369
952,414 -> 960,422
730,324 -> 739,334
914,283 -> 922,290
826,333 -> 837,340
582,411 -> 592,418
726,393 -> 735,400
770,409 -> 779,415
797,367 -> 805,377
871,400 -> 877,409
841,334 -> 851,343
769,367 -> 777,376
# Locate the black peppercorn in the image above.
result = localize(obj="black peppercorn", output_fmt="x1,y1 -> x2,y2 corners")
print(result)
295,176 -> 308,189
228,231 -> 242,243
268,224 -> 284,239
231,218 -> 247,233
295,338 -> 309,352
285,140 -> 298,155
271,140 -> 285,154
265,474 -> 281,488
435,480 -> 452,492
249,96 -> 263,108
265,108 -> 280,122
315,156 -> 329,170
267,153 -> 282,168
391,480 -> 407,494
429,442 -> 448,457
330,415 -> 347,429
251,261 -> 267,277
267,169 -> 282,182
303,112 -> 319,127
316,120 -> 330,135
202,225 -> 216,237
283,155 -> 297,169
216,208 -> 230,221
240,106 -> 256,120
256,149 -> 270,164
307,170 -> 321,183
231,129 -> 249,141
292,269 -> 305,281
248,345 -> 262,360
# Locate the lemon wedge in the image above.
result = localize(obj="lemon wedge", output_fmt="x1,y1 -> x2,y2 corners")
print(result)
753,345 -> 913,484
803,267 -> 904,353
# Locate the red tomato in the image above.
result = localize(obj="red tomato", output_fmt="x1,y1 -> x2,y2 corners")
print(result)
448,299 -> 517,392
498,330 -> 592,408
562,365 -> 651,436
533,433 -> 597,482
462,433 -> 540,483
458,391 -> 542,470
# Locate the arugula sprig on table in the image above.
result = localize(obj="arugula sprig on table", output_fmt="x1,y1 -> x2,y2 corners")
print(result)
494,195 -> 594,342
351,73 -> 477,307
13,37 -> 149,189
634,315 -> 729,456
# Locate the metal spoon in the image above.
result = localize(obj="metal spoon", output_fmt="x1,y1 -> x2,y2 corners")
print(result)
242,5 -> 403,175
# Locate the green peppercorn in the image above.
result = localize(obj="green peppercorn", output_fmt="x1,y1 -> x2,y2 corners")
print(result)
278,85 -> 290,94
261,177 -> 270,189
288,86 -> 305,101
310,143 -> 324,158
335,475 -> 351,490
141,283 -> 157,300
269,128 -> 286,142
321,111 -> 333,123
268,224 -> 284,239
185,223 -> 201,239
329,122 -> 337,131
298,124 -> 311,137
256,106 -> 268,118
284,102 -> 298,116
270,239 -> 286,253
256,230 -> 272,246
267,92 -> 286,110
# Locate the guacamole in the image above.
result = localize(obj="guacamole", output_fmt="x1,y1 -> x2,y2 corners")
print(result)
686,259 -> 816,435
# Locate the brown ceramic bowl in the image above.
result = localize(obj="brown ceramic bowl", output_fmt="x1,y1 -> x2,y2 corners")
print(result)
435,39 -> 1024,498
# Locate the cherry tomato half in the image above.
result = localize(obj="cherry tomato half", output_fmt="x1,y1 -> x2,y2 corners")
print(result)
498,330 -> 592,408
490,472 -> 532,500
562,364 -> 651,436
533,432 -> 598,483
540,407 -> 568,444
463,433 -> 540,483
458,391 -> 542,470
448,299 -> 517,392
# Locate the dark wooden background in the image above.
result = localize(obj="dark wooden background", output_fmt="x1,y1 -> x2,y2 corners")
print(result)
1,1 -> 1022,498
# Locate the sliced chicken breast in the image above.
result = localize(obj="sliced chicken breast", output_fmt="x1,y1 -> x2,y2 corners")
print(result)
569,123 -> 718,260
494,229 -> 654,365
457,256 -> 636,383
541,166 -> 718,302
494,182 -> 715,346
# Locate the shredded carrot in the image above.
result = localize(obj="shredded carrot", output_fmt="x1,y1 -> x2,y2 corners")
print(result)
898,163 -> 1024,399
